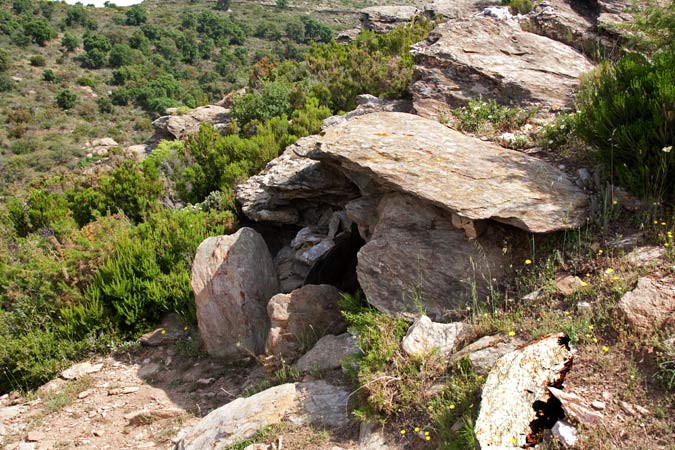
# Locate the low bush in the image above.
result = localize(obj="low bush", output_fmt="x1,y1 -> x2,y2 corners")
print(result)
576,52 -> 675,200
452,98 -> 537,134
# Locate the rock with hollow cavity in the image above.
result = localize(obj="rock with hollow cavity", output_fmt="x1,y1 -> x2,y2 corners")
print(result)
410,19 -> 595,118
175,381 -> 350,450
296,333 -> 359,372
235,136 -> 359,226
191,228 -> 279,359
475,333 -> 573,448
548,387 -> 603,425
401,315 -> 473,357
310,112 -> 587,233
356,194 -> 505,316
618,276 -> 675,332
265,285 -> 346,357
360,6 -> 420,33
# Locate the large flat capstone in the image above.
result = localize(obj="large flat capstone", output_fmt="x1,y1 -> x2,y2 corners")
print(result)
309,112 -> 587,233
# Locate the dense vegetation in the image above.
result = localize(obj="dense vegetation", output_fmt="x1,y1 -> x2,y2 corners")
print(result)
0,0 -> 433,393
575,1 -> 675,201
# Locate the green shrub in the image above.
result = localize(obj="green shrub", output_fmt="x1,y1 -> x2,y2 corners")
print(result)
0,49 -> 10,72
42,69 -> 58,82
0,74 -> 12,92
125,4 -> 147,26
24,19 -> 56,46
452,98 -> 537,134
56,89 -> 77,109
576,52 -> 675,199
29,55 -> 46,67
506,0 -> 533,15
61,33 -> 80,52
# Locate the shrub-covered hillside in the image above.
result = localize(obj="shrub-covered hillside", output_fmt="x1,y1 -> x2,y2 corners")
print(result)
0,0 -> 433,393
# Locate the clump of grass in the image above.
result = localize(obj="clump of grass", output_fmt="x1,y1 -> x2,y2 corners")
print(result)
452,98 -> 537,135
655,337 -> 675,391
43,375 -> 94,413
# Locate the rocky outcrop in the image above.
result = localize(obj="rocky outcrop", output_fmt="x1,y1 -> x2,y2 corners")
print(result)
85,137 -> 119,157
235,135 -> 359,226
410,18 -> 595,117
401,315 -> 473,357
152,105 -> 229,141
265,285 -> 346,357
521,0 -> 602,56
356,194 -> 505,316
191,228 -> 279,359
322,94 -> 412,130
423,0 -> 500,20
475,333 -> 573,448
310,112 -> 588,233
360,6 -> 420,33
175,381 -> 350,450
296,333 -> 359,372
618,276 -> 675,333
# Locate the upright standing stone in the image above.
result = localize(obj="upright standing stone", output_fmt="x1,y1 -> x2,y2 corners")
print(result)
191,228 -> 280,359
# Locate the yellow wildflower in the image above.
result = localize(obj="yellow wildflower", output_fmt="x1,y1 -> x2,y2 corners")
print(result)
400,429 -> 406,435
414,427 -> 420,432
602,346 -> 609,352
605,268 -> 614,274
449,404 -> 455,410
525,259 -> 532,265
508,330 -> 516,337
160,329 -> 166,335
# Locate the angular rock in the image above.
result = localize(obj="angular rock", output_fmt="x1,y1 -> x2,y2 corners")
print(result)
191,228 -> 279,359
521,0 -> 603,56
618,276 -> 675,332
624,246 -> 665,267
310,112 -> 588,233
423,0 -> 499,20
322,94 -> 412,130
450,334 -> 526,374
410,19 -> 595,117
360,6 -> 420,33
296,333 -> 359,372
555,274 -> 584,296
345,196 -> 381,242
152,105 -> 229,141
475,333 -> 573,448
548,387 -> 603,425
175,381 -> 350,450
401,315 -> 473,357
356,194 -> 505,316
552,420 -> 578,448
358,421 -> 404,450
124,408 -> 183,425
108,386 -> 139,395
138,314 -> 187,347
336,28 -> 361,44
265,285 -> 346,357
235,136 -> 359,226
61,362 -> 103,380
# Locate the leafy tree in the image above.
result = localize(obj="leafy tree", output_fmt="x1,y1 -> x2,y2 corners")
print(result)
56,89 -> 77,109
61,33 -> 80,52
65,4 -> 90,27
125,4 -> 147,26
24,19 -> 56,46
300,16 -> 332,43
108,43 -> 135,67
12,0 -> 34,15
83,32 -> 112,52
231,81 -> 293,126
79,48 -> 107,69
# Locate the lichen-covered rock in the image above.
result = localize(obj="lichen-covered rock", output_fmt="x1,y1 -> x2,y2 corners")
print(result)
410,19 -> 595,117
356,194 -> 505,316
618,276 -> 675,332
475,333 -> 573,448
265,285 -> 346,357
191,228 -> 279,359
174,381 -> 350,450
310,112 -> 588,233
322,94 -> 412,130
401,315 -> 473,357
423,0 -> 499,20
